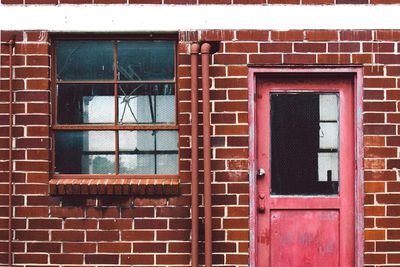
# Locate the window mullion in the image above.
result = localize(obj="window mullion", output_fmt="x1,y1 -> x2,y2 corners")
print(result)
114,41 -> 119,175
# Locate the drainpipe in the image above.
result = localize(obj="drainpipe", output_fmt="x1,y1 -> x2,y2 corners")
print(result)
8,36 -> 15,267
190,43 -> 200,267
201,42 -> 212,267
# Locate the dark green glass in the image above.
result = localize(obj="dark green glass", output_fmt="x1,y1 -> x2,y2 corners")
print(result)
56,41 -> 114,81
117,40 -> 174,81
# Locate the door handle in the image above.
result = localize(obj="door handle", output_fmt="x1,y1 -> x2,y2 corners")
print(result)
257,168 -> 265,177
258,193 -> 266,213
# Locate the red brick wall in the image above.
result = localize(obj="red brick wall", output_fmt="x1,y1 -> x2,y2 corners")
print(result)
1,29 -> 400,266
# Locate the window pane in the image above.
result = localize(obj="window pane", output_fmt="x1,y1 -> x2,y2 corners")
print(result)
55,131 -> 115,174
118,84 -> 175,124
270,93 -> 339,195
117,40 -> 174,81
119,131 -> 178,174
56,41 -> 114,81
57,84 -> 114,124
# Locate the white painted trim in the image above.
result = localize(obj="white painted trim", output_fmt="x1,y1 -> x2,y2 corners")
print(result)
1,4 -> 400,31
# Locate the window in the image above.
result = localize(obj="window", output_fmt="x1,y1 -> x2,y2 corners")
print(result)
50,36 -> 179,195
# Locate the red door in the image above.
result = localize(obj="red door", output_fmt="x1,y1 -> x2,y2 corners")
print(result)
256,75 -> 355,267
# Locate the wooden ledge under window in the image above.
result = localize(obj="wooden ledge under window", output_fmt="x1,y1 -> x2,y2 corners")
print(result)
49,176 -> 180,196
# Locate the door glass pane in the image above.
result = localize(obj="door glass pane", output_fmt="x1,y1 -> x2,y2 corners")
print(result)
118,84 -> 175,124
55,131 -> 115,174
117,40 -> 174,81
57,84 -> 114,124
270,93 -> 339,195
56,41 -> 114,81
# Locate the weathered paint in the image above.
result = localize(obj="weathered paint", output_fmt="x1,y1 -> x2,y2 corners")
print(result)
248,67 -> 363,267
2,5 -> 400,31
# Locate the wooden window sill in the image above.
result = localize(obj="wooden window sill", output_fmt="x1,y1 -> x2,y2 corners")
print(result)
49,178 -> 180,196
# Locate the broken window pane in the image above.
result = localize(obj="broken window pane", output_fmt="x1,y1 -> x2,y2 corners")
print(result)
270,93 -> 339,195
119,131 -> 178,174
57,84 -> 114,124
118,84 -> 175,124
117,40 -> 174,81
56,41 -> 114,81
55,131 -> 115,174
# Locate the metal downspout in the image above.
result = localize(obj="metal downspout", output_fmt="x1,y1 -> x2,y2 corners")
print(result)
190,43 -> 200,267
8,36 -> 15,267
201,42 -> 212,267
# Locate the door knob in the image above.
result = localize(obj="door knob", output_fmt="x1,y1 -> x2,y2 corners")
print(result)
257,168 -> 265,177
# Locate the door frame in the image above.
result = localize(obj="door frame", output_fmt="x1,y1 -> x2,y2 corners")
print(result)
248,66 -> 364,267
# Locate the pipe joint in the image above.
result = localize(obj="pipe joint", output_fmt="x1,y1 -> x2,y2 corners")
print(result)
201,42 -> 211,54
191,43 -> 200,54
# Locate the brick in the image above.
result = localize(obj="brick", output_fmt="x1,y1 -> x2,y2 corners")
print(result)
364,113 -> 384,123
121,254 -> 154,265
135,219 -> 167,229
365,78 -> 396,88
364,159 -> 385,169
306,30 -> 338,41
86,230 -> 119,241
364,125 -> 396,135
64,219 -> 97,229
156,207 -> 190,217
27,79 -> 49,90
15,91 -> 49,102
14,254 -> 48,264
249,54 -> 282,64
201,30 -> 234,41
50,207 -> 84,218
15,230 -> 49,241
376,30 -> 400,41
98,242 -> 131,253
52,231 -> 84,241
27,242 -> 61,253
364,101 -> 396,112
1,31 -> 23,42
99,219 -> 132,229
226,254 -> 248,264
121,230 -> 154,241
328,42 -> 360,53
260,43 -> 292,53
236,30 -> 269,41
29,219 -> 62,229
15,67 -> 49,79
364,136 -> 385,146
225,42 -> 258,53
157,230 -> 190,240
352,54 -> 373,64
365,171 -> 397,181
15,207 -> 48,217
214,54 -> 247,65
51,254 -> 83,264
63,242 -> 96,253
376,54 -> 400,64
132,242 -> 166,253
377,194 -> 400,204
284,54 -> 316,64
365,254 -> 386,264
85,254 -> 119,264
377,241 -> 400,252
340,30 -> 372,41
271,30 -> 303,41
156,254 -> 190,265
318,54 -> 351,64
364,90 -> 384,100
215,101 -> 247,112
363,42 -> 395,53
294,43 -> 326,53
365,229 -> 385,240
215,78 -> 247,88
